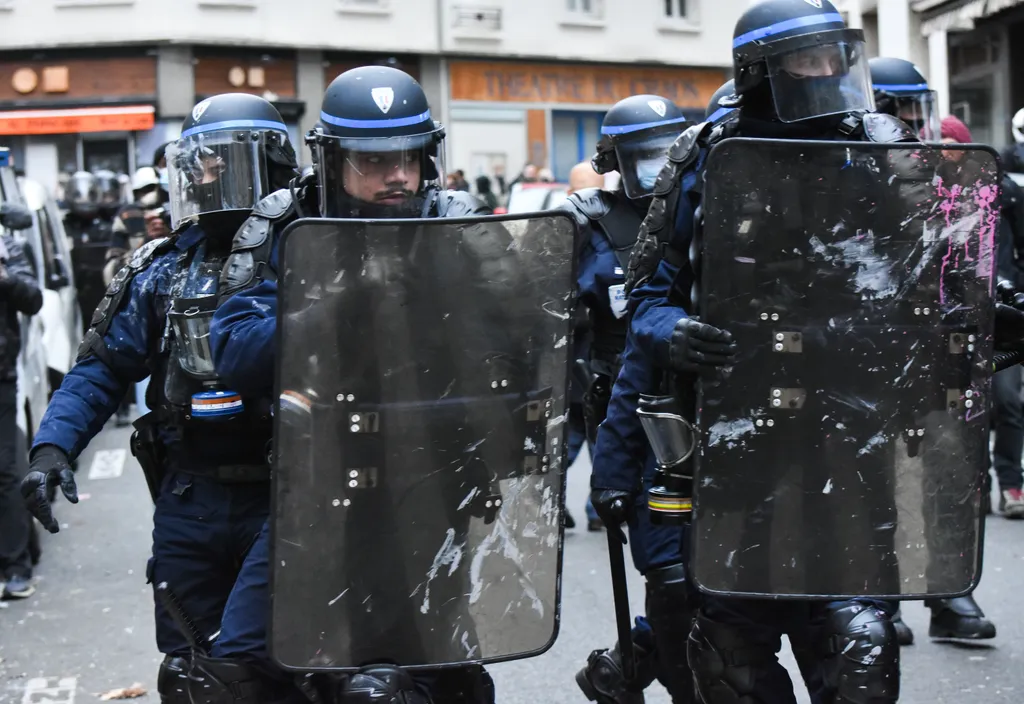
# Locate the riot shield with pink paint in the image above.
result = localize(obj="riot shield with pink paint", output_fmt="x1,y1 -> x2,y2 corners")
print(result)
691,138 -> 999,600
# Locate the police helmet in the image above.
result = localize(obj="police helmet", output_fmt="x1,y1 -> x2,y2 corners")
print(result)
706,80 -> 738,125
93,169 -> 123,216
309,66 -> 446,217
592,95 -> 688,200
1014,109 -> 1024,145
731,0 -> 874,123
66,171 -> 101,219
166,93 -> 298,229
869,57 -> 938,141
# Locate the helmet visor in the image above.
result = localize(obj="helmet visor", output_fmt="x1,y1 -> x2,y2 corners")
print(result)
67,175 -> 99,209
614,132 -> 679,199
766,39 -> 875,123
890,92 -> 940,142
166,131 -> 274,229
314,131 -> 446,218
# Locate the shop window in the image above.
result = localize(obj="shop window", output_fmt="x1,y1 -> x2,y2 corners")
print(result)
83,138 -> 129,176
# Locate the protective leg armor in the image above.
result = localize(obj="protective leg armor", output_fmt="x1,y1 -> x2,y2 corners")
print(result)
817,602 -> 899,704
157,655 -> 191,704
187,652 -> 306,704
687,613 -> 784,704
645,563 -> 696,704
337,666 -> 430,704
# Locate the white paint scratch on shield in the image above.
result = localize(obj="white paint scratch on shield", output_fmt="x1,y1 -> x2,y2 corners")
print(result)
22,677 -> 77,704
88,449 -> 126,480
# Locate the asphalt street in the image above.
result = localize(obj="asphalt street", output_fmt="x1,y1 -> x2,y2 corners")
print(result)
2,425 -> 1023,704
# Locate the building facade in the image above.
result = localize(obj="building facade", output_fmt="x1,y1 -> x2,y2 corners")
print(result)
838,0 -> 1024,149
0,0 -> 745,191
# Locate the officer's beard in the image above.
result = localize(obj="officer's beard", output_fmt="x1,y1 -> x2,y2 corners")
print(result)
333,186 -> 426,219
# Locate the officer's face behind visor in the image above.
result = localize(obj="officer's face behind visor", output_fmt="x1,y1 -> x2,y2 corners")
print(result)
767,39 -> 874,122
614,132 -> 678,200
166,131 -> 272,229
893,93 -> 940,142
315,132 -> 445,217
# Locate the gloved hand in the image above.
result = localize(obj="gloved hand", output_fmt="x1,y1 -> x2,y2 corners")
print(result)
995,303 -> 1024,352
21,444 -> 78,534
590,488 -> 635,537
669,318 -> 737,375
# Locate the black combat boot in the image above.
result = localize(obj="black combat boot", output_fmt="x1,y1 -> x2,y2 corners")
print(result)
926,595 -> 996,640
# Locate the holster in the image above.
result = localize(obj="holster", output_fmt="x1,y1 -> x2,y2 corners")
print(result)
582,373 -> 613,446
131,411 -> 167,502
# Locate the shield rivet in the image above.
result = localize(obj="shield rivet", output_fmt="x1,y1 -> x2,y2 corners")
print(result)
348,480 -> 358,488
349,470 -> 358,478
965,400 -> 974,408
336,394 -> 344,402
771,313 -> 780,321
774,343 -> 784,352
775,333 -> 785,342
766,419 -> 775,427
501,379 -> 509,388
772,389 -> 782,398
495,499 -> 503,507
485,500 -> 493,508
350,424 -> 360,432
923,308 -> 931,315
756,419 -> 764,427
343,499 -> 351,507
968,344 -> 975,352
772,399 -> 782,407
350,414 -> 361,423
966,390 -> 974,398
914,307 -> 921,315
347,394 -> 355,402
491,381 -> 499,389
917,429 -> 925,436
332,499 -> 341,507
968,335 -> 976,343
760,313 -> 769,321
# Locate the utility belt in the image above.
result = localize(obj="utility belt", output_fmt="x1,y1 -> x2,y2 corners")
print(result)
130,410 -> 272,502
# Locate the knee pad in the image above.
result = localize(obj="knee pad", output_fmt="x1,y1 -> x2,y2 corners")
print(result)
819,602 -> 900,704
687,614 -> 779,704
422,665 -> 495,704
646,563 -> 696,703
187,653 -> 305,704
158,656 -> 191,704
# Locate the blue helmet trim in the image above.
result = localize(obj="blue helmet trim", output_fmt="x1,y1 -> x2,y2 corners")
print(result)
708,107 -> 736,125
733,12 -> 845,49
320,109 -> 432,130
181,119 -> 289,138
872,82 -> 930,93
601,115 -> 689,136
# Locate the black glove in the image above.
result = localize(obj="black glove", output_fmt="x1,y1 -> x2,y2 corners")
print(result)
995,303 -> 1024,352
21,444 -> 78,534
590,488 -> 635,542
669,318 -> 737,375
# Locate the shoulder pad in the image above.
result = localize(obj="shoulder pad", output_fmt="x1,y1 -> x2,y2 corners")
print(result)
437,190 -> 491,218
567,188 -> 614,221
667,122 -> 709,166
128,236 -> 173,271
251,189 -> 294,220
232,211 -> 274,251
862,112 -> 919,144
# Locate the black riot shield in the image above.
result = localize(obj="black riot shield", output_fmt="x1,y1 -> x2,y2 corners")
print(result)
271,213 -> 577,671
693,138 -> 999,599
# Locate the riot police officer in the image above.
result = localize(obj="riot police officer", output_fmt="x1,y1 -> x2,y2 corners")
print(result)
94,168 -> 124,223
621,2 -> 913,702
21,94 -> 298,704
869,57 -> 940,142
204,66 -> 495,704
64,171 -> 113,325
564,93 -> 691,704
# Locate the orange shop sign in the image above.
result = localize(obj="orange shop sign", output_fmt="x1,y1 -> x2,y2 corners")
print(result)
0,104 -> 155,136
449,60 -> 725,109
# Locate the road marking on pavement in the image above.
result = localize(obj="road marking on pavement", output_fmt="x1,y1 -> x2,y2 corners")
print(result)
22,677 -> 77,704
88,449 -> 126,480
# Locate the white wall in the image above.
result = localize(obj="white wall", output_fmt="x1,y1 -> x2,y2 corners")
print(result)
441,0 -> 744,67
0,0 -> 742,69
447,112 -> 526,186
0,0 -> 440,53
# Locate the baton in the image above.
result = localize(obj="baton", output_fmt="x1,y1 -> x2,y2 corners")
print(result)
156,582 -> 210,655
605,500 -> 636,682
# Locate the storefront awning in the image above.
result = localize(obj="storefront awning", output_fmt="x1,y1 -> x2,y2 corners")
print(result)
0,104 -> 155,136
919,0 -> 1024,34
